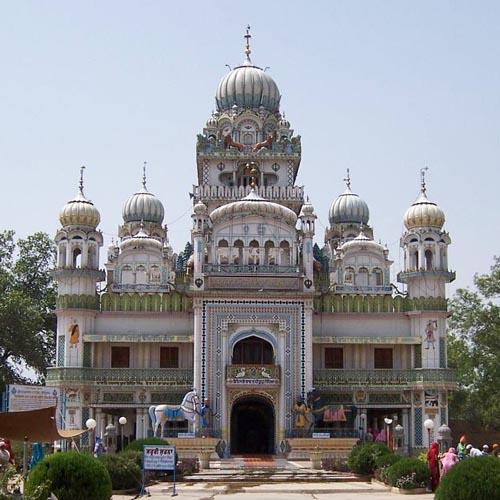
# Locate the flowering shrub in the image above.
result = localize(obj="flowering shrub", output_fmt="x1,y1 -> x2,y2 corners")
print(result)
176,458 -> 199,477
321,457 -> 350,472
394,472 -> 426,489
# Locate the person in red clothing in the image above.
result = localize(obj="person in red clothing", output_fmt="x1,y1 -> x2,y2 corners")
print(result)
427,442 -> 440,492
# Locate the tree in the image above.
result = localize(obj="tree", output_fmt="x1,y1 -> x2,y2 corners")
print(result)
448,256 -> 500,430
176,241 -> 193,272
0,231 -> 56,388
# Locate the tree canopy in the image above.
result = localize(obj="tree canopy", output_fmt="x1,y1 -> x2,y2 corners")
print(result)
0,231 -> 56,388
448,256 -> 500,430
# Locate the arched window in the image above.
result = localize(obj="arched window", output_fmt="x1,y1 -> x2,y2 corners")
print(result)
232,336 -> 273,364
280,241 -> 290,265
72,247 -> 82,268
233,240 -> 244,265
425,250 -> 433,271
264,241 -> 275,265
218,239 -> 229,265
358,267 -> 369,287
150,265 -> 161,282
249,240 -> 260,265
122,265 -> 134,284
372,268 -> 383,286
136,265 -> 148,284
58,244 -> 66,267
344,267 -> 355,284
414,251 -> 419,270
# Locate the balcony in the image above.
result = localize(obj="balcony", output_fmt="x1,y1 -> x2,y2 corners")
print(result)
111,283 -> 173,293
333,284 -> 393,295
46,367 -> 193,387
313,368 -> 456,389
397,269 -> 456,283
203,264 -> 301,275
226,364 -> 280,387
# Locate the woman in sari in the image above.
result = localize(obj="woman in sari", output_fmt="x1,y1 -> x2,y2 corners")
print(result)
427,442 -> 440,492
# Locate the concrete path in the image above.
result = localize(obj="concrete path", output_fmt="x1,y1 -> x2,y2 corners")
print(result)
113,481 -> 435,499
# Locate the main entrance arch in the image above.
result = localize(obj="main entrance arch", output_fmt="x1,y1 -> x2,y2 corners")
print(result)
230,395 -> 275,455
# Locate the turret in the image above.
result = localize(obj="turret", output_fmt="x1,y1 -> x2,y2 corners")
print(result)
299,199 -> 316,291
53,167 -> 104,368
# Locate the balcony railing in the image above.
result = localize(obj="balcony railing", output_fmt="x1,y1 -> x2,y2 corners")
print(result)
193,184 -> 304,203
397,269 -> 456,283
111,283 -> 172,293
204,264 -> 301,274
46,367 -> 193,387
313,369 -> 456,388
226,364 -> 280,386
333,284 -> 393,294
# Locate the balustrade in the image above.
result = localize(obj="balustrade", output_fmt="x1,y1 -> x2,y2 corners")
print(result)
204,264 -> 301,274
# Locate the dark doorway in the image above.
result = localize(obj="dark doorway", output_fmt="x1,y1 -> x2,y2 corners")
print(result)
231,396 -> 275,455
232,336 -> 273,364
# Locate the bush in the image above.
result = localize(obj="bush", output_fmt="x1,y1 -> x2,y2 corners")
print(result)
119,449 -> 143,468
25,451 -> 112,500
322,456 -> 350,472
347,443 -> 392,475
124,437 -> 167,452
99,454 -> 142,491
435,456 -> 500,500
385,457 -> 429,489
373,453 -> 402,483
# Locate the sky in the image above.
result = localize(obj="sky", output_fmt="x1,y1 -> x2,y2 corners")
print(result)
0,0 -> 499,295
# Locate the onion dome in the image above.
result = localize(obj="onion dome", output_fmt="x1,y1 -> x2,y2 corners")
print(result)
210,189 -> 297,226
329,171 -> 369,225
340,226 -> 384,253
122,166 -> 164,224
300,199 -> 315,217
206,113 -> 217,128
59,166 -> 100,228
120,225 -> 162,252
278,113 -> 290,129
403,171 -> 445,230
193,200 -> 208,215
215,27 -> 280,113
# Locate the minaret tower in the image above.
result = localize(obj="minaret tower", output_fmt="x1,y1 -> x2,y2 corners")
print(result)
53,167 -> 104,369
299,199 -> 317,291
398,169 -> 454,445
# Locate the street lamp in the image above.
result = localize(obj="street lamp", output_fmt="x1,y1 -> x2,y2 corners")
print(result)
394,424 -> 404,451
424,418 -> 435,448
360,413 -> 366,440
384,417 -> 393,450
119,416 -> 127,452
86,418 -> 97,454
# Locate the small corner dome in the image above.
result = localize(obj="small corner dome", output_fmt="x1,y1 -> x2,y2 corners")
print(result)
300,201 -> 315,217
329,186 -> 369,225
216,63 -> 280,113
193,200 -> 208,215
122,186 -> 164,224
404,191 -> 445,230
278,115 -> 290,128
59,191 -> 100,228
120,226 -> 162,252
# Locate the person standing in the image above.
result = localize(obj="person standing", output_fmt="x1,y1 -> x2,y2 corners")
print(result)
440,447 -> 458,476
457,435 -> 467,460
427,442 -> 440,492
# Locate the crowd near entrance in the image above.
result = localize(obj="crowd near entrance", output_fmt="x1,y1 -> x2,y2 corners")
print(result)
230,396 -> 275,454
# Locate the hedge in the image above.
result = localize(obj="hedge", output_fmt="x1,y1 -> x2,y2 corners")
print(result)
347,443 -> 392,475
99,454 -> 141,491
435,456 -> 500,500
124,437 -> 167,452
25,451 -> 112,500
385,457 -> 429,489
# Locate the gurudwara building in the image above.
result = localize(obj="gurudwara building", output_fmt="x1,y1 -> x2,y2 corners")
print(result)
47,31 -> 456,455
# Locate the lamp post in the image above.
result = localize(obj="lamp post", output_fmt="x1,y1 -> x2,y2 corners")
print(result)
86,418 -> 97,455
424,418 -> 435,448
119,416 -> 127,452
360,413 -> 366,441
384,417 -> 393,450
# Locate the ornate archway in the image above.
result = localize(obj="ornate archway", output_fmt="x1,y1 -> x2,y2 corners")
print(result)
230,394 -> 275,455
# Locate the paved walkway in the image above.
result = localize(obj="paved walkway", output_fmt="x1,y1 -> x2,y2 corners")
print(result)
113,481 -> 435,499
113,457 -> 435,499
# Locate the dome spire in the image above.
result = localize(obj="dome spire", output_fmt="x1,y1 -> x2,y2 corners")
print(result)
142,161 -> 148,191
343,168 -> 352,191
243,24 -> 252,65
79,165 -> 86,196
420,166 -> 428,194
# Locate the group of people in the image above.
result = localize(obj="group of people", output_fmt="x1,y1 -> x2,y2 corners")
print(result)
427,435 -> 499,491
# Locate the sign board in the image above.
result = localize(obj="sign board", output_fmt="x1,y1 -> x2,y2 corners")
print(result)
7,385 -> 59,412
177,432 -> 195,438
143,445 -> 176,471
312,432 -> 331,439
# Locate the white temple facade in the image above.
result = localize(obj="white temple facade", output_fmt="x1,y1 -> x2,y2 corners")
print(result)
48,31 -> 456,454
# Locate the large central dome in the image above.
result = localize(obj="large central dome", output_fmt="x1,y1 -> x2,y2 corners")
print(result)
215,28 -> 281,113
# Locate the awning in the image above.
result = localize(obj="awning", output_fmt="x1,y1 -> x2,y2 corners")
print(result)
313,336 -> 421,344
0,406 -> 86,442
